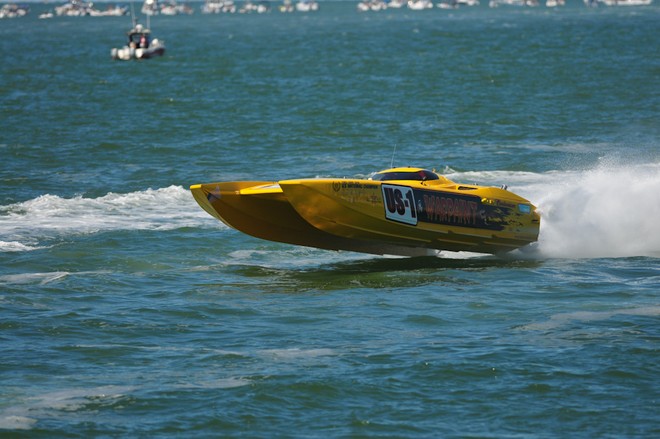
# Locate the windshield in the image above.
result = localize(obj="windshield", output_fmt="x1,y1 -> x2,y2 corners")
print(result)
371,169 -> 440,182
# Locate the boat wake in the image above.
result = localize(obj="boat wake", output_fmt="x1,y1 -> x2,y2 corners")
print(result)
1,161 -> 659,259
0,185 -> 218,252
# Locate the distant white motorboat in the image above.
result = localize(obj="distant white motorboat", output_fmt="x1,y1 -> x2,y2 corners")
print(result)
89,5 -> 129,16
357,0 -> 388,11
295,0 -> 319,11
238,1 -> 271,13
437,0 -> 459,8
407,0 -> 434,10
388,0 -> 406,7
357,1 -> 371,10
54,1 -> 92,16
279,0 -> 295,12
0,3 -> 29,18
111,22 -> 165,61
599,0 -> 653,5
142,0 -> 159,15
202,0 -> 237,13
160,1 -> 194,15
490,0 -> 538,6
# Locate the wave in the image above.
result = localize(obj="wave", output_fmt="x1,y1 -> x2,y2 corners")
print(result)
529,161 -> 660,259
2,162 -> 659,259
0,385 -> 134,431
0,271 -> 69,286
448,160 -> 660,259
518,305 -> 660,331
0,186 -> 220,252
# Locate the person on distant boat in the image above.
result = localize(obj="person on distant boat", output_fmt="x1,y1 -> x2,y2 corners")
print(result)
139,34 -> 149,49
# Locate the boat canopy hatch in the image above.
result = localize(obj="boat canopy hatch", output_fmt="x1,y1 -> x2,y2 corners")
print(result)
128,30 -> 150,37
371,169 -> 440,182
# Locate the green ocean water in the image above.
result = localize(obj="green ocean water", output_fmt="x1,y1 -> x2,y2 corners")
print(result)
1,2 -> 659,436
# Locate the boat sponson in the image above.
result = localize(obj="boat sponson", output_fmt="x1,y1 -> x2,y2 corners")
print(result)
190,182 -> 433,256
279,178 -> 538,254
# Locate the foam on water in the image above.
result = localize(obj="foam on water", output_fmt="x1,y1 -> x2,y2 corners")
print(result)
527,161 -> 660,259
0,386 -> 134,431
0,271 -> 69,286
175,377 -> 253,390
226,247 -> 377,268
0,186 -> 219,252
0,241 -> 43,252
259,348 -> 337,360
519,305 -> 660,331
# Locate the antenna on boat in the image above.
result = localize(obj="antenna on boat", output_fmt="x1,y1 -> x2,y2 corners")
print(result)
130,2 -> 136,27
390,144 -> 397,168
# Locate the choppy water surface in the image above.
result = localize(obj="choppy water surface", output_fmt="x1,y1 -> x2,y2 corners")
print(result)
1,2 -> 659,436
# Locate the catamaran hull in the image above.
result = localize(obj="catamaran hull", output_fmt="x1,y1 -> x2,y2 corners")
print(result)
190,169 -> 540,256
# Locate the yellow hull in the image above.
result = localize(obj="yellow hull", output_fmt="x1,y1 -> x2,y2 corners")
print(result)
190,168 -> 540,256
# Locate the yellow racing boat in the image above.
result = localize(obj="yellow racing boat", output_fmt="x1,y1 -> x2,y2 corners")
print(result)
190,167 -> 540,256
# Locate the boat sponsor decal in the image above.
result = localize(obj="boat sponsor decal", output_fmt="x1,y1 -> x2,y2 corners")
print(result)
334,180 -> 380,204
418,192 -> 479,226
416,189 -> 510,230
382,185 -> 510,230
334,181 -> 379,191
365,194 -> 380,204
382,184 -> 418,225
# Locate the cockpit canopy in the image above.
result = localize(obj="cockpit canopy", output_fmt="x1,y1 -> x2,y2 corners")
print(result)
370,168 -> 440,182
127,24 -> 151,41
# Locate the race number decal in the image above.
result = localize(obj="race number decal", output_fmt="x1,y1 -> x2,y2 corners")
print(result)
382,184 -> 418,226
